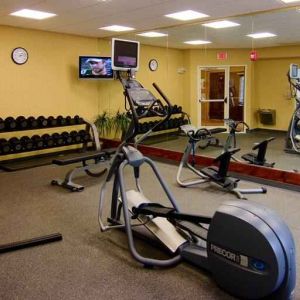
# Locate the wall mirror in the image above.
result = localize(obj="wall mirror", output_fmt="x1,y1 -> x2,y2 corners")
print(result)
108,7 -> 300,185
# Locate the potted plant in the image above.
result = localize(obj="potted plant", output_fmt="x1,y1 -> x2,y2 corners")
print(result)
112,110 -> 131,140
94,111 -> 113,138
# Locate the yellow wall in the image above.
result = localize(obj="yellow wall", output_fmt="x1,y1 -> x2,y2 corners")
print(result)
0,25 -> 185,159
1,24 -> 299,148
251,46 -> 300,131
0,25 -> 101,121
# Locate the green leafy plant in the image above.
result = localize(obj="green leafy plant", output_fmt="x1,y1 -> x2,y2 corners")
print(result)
112,110 -> 130,139
94,111 -> 113,137
95,110 -> 130,139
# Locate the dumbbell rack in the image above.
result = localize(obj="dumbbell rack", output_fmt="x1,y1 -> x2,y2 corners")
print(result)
136,106 -> 189,142
0,116 -> 100,171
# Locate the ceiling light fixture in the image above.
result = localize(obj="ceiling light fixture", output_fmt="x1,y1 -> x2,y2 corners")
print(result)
280,0 -> 300,3
99,25 -> 134,32
165,10 -> 209,21
137,32 -> 168,37
247,32 -> 277,39
203,20 -> 240,29
184,40 -> 211,45
10,9 -> 56,20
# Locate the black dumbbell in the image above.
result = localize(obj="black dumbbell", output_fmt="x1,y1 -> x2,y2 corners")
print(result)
61,132 -> 72,144
32,135 -> 44,149
37,116 -> 48,128
70,131 -> 81,143
57,116 -> 67,126
172,105 -> 178,114
41,134 -> 54,148
16,116 -> 28,130
168,119 -> 174,128
27,117 -> 39,129
20,136 -> 34,151
66,116 -> 76,126
78,130 -> 91,142
137,123 -> 143,134
177,106 -> 182,113
0,139 -> 11,154
48,116 -> 58,127
52,133 -> 64,146
141,122 -> 149,133
0,118 -> 5,132
74,115 -> 84,124
136,107 -> 146,116
4,117 -> 17,131
9,137 -> 22,152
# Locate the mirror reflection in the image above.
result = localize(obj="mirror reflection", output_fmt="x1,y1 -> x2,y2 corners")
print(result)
113,7 -> 300,173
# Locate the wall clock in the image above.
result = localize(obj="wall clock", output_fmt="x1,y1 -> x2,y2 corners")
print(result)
11,47 -> 28,65
149,59 -> 158,71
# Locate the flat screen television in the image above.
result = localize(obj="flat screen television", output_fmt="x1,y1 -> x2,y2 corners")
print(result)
79,56 -> 114,79
112,38 -> 140,71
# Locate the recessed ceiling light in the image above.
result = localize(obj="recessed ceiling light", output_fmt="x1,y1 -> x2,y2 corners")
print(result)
137,32 -> 168,37
247,32 -> 277,39
99,25 -> 134,32
10,9 -> 56,20
203,20 -> 240,29
165,10 -> 209,21
280,0 -> 300,3
184,40 -> 211,45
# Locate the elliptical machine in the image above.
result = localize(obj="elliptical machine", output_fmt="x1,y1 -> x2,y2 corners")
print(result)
286,64 -> 300,154
176,124 -> 267,199
98,69 -> 296,299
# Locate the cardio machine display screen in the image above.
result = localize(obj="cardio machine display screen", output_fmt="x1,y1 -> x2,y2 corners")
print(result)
290,64 -> 299,79
112,38 -> 140,71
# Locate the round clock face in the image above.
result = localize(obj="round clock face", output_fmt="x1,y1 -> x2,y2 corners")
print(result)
12,47 -> 28,65
149,59 -> 158,71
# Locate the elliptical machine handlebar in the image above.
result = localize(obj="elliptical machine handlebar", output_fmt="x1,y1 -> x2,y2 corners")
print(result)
187,127 -> 226,142
225,119 -> 249,133
287,72 -> 300,104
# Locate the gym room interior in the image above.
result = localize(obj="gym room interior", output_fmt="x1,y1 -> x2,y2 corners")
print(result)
1,1 -> 300,299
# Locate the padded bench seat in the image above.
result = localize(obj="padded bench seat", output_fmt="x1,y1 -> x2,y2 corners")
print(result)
51,147 -> 116,192
52,148 -> 116,165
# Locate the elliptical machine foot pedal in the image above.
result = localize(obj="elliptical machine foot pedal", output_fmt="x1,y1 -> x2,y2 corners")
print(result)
51,179 -> 84,192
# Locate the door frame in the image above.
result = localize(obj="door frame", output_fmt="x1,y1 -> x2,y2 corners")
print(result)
197,65 -> 247,132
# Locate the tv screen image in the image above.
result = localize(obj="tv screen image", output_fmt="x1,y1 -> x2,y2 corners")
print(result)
79,56 -> 114,79
112,38 -> 140,71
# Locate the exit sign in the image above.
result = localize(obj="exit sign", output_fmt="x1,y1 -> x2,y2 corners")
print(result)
217,52 -> 228,60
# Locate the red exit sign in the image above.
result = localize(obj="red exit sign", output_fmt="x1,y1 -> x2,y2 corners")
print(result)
217,52 -> 228,60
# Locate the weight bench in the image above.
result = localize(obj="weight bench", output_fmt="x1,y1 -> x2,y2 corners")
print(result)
51,148 -> 116,192
242,137 -> 275,167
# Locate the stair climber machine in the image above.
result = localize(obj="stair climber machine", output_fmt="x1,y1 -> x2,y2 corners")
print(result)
286,64 -> 300,154
98,38 -> 296,300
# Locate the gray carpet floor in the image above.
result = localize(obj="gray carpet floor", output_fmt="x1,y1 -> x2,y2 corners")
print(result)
0,160 -> 299,300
